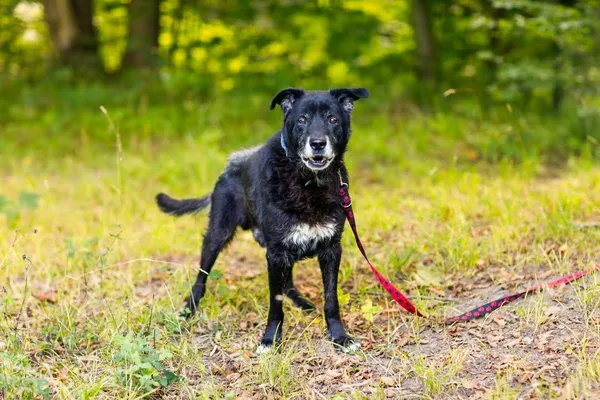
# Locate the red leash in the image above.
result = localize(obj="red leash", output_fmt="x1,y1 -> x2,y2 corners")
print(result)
338,181 -> 599,323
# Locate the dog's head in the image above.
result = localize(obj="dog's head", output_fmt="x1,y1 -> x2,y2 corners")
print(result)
271,88 -> 369,172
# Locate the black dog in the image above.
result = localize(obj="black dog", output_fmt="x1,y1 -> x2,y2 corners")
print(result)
156,88 -> 368,352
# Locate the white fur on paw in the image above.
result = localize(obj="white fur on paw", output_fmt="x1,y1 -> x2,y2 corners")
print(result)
340,341 -> 361,353
256,344 -> 273,355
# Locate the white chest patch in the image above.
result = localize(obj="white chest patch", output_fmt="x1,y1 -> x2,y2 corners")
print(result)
284,222 -> 337,249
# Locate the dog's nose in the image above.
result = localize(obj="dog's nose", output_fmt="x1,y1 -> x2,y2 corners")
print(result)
309,137 -> 327,151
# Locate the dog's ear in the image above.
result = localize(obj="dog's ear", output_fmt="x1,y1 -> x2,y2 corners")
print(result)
329,88 -> 369,114
270,88 -> 305,115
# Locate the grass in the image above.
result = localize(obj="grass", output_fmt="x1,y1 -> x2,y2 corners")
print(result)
1,84 -> 600,398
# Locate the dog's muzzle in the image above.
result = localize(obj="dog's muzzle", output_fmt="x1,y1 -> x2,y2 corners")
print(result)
300,136 -> 335,171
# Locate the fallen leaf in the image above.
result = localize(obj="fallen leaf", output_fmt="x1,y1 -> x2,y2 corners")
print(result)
466,149 -> 478,160
396,332 -> 410,347
517,372 -> 533,383
56,367 -> 69,382
462,379 -> 477,389
32,289 -> 57,303
326,369 -> 342,379
380,376 -> 395,386
558,243 -> 569,255
537,331 -> 554,351
468,330 -> 484,339
135,285 -> 153,298
414,265 -> 443,287
225,372 -> 241,382
486,333 -> 502,348
545,305 -> 562,316
150,271 -> 169,282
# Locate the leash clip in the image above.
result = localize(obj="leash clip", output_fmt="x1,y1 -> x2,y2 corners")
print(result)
337,168 -> 348,188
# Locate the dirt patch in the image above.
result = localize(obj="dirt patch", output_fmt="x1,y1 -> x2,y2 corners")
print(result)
171,258 -> 600,399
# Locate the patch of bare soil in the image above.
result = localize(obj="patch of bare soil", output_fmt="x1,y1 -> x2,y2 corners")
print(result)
162,252 -> 600,399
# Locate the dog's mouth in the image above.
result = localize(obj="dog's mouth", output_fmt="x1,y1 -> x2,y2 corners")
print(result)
301,155 -> 333,170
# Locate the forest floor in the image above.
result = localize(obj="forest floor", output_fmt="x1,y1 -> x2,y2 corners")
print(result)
2,124 -> 600,399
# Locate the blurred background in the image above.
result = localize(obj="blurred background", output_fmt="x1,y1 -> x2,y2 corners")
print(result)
2,5 -> 600,397
1,0 -> 599,165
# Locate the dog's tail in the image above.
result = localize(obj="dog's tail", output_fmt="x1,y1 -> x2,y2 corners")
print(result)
155,192 -> 211,216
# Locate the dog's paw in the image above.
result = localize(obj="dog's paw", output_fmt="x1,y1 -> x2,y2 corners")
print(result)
256,339 -> 277,355
256,343 -> 273,355
332,336 -> 361,353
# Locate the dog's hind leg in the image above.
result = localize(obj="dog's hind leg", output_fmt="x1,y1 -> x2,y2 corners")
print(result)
182,184 -> 244,318
284,269 -> 316,312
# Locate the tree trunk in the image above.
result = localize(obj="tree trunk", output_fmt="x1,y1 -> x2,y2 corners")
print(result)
41,0 -> 100,70
552,0 -> 577,111
41,0 -> 78,55
411,0 -> 437,82
69,0 -> 98,54
125,0 -> 162,68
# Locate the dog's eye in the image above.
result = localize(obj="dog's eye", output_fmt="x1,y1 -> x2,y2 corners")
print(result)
298,117 -> 307,125
328,116 -> 338,125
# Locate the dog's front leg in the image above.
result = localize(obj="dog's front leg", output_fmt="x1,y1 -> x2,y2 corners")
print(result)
258,250 -> 292,353
319,242 -> 359,352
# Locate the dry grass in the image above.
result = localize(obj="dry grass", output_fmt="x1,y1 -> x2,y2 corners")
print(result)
1,128 -> 600,399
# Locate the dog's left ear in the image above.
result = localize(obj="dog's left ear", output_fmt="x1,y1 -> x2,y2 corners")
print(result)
270,88 -> 305,115
329,88 -> 369,114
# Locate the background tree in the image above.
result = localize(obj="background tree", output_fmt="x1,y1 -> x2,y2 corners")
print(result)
411,0 -> 437,83
0,0 -> 597,120
40,0 -> 100,70
124,0 -> 161,69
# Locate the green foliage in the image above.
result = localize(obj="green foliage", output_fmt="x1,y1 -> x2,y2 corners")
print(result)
0,1 -> 47,76
18,191 -> 39,210
0,1 -> 596,164
112,331 -> 181,393
1,75 -> 598,168
0,346 -> 51,400
154,310 -> 185,335
360,299 -> 383,322
0,0 -> 598,114
0,190 -> 39,226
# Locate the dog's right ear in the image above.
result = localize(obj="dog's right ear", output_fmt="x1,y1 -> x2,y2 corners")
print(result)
270,88 -> 305,115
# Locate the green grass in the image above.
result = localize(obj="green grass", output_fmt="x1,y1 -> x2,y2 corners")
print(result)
1,85 -> 600,398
